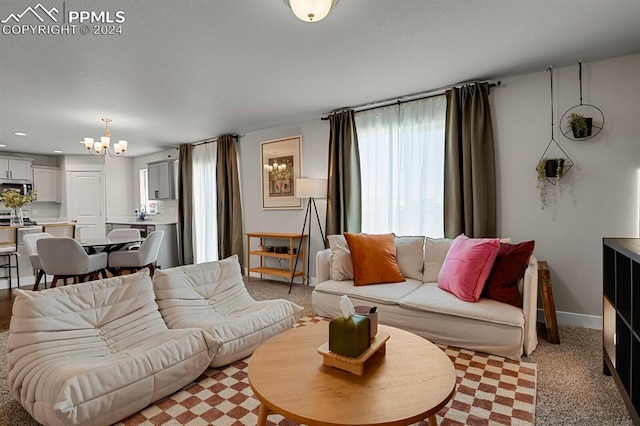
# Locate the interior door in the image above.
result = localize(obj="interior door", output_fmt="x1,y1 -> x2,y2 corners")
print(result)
67,170 -> 105,239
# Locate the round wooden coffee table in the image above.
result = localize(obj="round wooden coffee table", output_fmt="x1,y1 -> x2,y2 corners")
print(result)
248,322 -> 456,426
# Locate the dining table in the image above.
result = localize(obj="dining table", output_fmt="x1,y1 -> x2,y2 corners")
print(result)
79,236 -> 143,254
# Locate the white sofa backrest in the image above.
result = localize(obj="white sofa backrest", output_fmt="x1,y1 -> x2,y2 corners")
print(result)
153,254 -> 245,301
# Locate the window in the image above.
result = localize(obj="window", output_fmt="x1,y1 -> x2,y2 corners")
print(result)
139,169 -> 159,215
192,142 -> 218,263
355,95 -> 446,237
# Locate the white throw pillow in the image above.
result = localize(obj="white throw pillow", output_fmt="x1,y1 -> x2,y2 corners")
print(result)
395,236 -> 425,281
328,234 -> 353,281
423,237 -> 454,282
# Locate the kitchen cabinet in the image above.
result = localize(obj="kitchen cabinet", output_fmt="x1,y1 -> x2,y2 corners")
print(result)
32,166 -> 61,202
0,157 -> 32,180
147,160 -> 177,200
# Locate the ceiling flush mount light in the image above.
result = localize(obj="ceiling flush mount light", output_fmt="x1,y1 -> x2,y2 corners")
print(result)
83,117 -> 128,158
13,132 -> 27,136
284,0 -> 337,22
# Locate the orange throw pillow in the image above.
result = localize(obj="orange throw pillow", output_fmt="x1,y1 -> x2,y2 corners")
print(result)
344,233 -> 405,286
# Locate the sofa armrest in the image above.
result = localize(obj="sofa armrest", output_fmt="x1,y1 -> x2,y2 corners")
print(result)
521,255 -> 539,356
316,249 -> 331,284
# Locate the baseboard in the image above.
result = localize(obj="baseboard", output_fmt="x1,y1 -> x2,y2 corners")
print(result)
245,270 -> 316,286
0,275 -> 53,291
537,308 -> 602,330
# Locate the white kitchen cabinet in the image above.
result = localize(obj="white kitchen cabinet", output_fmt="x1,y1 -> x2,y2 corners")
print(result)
147,160 -> 177,200
32,166 -> 61,202
0,157 -> 32,180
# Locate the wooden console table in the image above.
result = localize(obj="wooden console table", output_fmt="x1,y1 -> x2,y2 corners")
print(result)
538,260 -> 560,344
246,232 -> 307,282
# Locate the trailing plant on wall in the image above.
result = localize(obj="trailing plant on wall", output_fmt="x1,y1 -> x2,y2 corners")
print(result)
536,158 -> 565,209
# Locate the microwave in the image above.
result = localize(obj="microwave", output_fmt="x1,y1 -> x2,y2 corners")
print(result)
0,182 -> 33,196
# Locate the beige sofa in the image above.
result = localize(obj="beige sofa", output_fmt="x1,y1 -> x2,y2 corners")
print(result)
311,238 -> 538,360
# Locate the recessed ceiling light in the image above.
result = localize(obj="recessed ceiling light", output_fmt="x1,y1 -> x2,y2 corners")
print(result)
14,132 -> 27,136
0,144 -> 6,148
53,150 -> 63,153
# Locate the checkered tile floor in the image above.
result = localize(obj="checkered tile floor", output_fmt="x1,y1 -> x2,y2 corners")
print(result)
117,316 -> 536,426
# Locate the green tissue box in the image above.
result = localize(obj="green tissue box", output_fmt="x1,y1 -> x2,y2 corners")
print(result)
329,315 -> 371,358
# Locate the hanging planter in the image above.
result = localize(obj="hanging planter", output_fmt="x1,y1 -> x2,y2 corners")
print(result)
560,61 -> 604,141
543,158 -> 565,178
535,67 -> 574,210
568,113 -> 593,139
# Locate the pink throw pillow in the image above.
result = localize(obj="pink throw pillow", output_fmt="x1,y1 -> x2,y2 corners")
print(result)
437,235 -> 500,302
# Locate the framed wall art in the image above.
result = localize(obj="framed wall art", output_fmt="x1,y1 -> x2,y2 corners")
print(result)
261,135 -> 302,210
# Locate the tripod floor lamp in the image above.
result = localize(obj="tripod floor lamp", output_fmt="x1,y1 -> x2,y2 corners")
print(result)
289,178 -> 327,294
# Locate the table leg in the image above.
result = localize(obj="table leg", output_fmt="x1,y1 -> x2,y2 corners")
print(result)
538,260 -> 560,344
428,414 -> 438,426
257,402 -> 269,426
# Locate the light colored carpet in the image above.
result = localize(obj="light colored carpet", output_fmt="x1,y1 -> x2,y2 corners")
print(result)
0,279 -> 634,425
113,316 -> 536,426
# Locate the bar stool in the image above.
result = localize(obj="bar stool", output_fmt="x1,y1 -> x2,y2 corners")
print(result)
0,226 -> 20,292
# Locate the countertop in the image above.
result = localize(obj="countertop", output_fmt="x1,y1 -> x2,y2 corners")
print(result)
106,218 -> 178,225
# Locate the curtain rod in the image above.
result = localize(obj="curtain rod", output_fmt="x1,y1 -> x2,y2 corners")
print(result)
190,134 -> 239,147
321,80 -> 501,119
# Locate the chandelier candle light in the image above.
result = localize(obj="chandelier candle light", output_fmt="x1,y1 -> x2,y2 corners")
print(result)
84,118 -> 128,158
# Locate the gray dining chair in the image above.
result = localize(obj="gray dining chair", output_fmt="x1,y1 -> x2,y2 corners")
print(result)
37,237 -> 108,287
22,232 -> 54,291
108,230 -> 164,277
107,228 -> 141,251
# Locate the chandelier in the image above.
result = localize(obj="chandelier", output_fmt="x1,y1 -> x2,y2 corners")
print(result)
83,118 -> 128,157
284,0 -> 338,22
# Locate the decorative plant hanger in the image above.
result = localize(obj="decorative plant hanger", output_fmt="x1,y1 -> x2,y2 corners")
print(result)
560,61 -> 604,141
537,67 -> 574,188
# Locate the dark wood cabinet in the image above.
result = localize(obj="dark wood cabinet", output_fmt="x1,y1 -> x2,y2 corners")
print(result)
603,238 -> 640,425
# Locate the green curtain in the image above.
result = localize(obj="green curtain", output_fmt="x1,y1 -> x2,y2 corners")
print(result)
178,144 -> 194,265
444,82 -> 497,238
216,134 -> 244,268
325,110 -> 362,237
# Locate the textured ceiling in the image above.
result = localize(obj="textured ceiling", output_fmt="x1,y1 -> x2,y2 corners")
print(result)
1,0 -> 640,157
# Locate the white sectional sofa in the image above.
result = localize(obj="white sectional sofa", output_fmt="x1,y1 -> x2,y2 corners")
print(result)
312,239 -> 538,360
153,255 -> 304,367
8,270 -> 218,426
7,256 -> 303,426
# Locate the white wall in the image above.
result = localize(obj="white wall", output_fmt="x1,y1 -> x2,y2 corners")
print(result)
105,156 -> 134,217
236,53 -> 640,326
494,53 -> 640,326
239,119 -> 330,281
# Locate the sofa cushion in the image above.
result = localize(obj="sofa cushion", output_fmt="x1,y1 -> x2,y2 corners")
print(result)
423,237 -> 454,282
328,234 -> 354,281
313,278 -> 423,305
399,282 -> 525,327
394,236 -> 425,281
344,233 -> 404,286
483,241 -> 535,308
8,270 -> 216,426
437,235 -> 500,302
329,234 -> 426,282
153,255 -> 304,367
